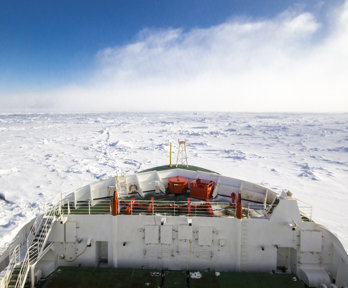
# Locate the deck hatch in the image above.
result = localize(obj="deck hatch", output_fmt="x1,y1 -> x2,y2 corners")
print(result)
199,226 -> 213,246
160,225 -> 172,244
178,225 -> 192,240
65,222 -> 76,243
145,225 -> 159,244
300,231 -> 322,252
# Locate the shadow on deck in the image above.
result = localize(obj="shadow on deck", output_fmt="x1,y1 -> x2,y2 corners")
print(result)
37,267 -> 306,288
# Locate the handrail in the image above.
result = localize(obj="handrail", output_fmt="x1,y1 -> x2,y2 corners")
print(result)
0,190 -> 71,288
0,244 -> 20,288
13,203 -> 57,288
26,214 -> 44,250
59,200 -> 111,215
14,246 -> 30,288
0,194 -> 63,258
54,198 -> 271,218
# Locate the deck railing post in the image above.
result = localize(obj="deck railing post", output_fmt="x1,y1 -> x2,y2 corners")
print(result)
264,189 -> 268,210
60,192 -> 62,216
88,200 -> 91,215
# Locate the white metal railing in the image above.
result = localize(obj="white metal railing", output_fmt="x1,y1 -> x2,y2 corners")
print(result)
0,244 -> 20,288
116,199 -> 270,218
59,200 -> 112,215
0,229 -> 27,260
52,198 -> 272,218
13,246 -> 30,288
1,196 -> 68,288
118,199 -> 217,217
0,191 -> 72,288
26,214 -> 44,250
13,204 -> 57,288
0,227 -> 35,288
0,193 -> 63,260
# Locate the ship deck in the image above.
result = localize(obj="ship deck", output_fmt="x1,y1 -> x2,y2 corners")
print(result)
37,267 -> 306,288
60,193 -> 269,219
56,191 -> 312,222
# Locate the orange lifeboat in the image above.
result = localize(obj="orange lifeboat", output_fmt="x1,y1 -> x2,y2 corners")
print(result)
168,176 -> 188,194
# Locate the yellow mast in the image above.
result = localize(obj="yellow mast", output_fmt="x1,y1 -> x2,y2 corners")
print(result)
169,142 -> 172,167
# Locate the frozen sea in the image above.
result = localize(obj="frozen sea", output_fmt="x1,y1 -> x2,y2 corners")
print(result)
0,112 -> 347,252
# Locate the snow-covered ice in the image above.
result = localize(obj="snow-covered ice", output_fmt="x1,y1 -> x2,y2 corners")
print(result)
0,112 -> 347,252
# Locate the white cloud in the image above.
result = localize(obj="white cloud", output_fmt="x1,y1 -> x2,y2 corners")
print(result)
2,1 -> 348,112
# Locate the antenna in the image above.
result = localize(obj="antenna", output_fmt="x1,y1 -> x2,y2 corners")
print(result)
176,140 -> 188,167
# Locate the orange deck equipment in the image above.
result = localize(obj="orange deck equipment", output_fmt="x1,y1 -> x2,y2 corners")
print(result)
190,178 -> 215,200
168,176 -> 188,194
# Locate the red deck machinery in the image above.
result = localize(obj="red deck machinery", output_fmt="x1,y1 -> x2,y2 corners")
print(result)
190,178 -> 215,200
168,176 -> 188,194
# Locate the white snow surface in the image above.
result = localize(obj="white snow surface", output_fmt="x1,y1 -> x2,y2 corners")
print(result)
0,112 -> 347,252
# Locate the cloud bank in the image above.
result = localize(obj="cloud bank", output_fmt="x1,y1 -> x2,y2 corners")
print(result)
2,1 -> 348,112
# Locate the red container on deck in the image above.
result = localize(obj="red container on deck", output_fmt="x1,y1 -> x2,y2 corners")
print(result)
168,176 -> 188,194
190,178 -> 215,200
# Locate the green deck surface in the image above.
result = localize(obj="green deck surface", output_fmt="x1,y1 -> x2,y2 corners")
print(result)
190,271 -> 306,288
37,267 -> 162,288
163,270 -> 188,287
37,267 -> 306,288
139,164 -> 219,174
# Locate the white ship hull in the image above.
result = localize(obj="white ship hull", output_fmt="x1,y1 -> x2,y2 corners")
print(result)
1,166 -> 347,288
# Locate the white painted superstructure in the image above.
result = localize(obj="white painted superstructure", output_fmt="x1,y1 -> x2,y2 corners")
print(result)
1,167 -> 347,288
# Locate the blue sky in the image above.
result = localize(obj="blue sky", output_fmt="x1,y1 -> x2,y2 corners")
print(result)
0,0 -> 347,112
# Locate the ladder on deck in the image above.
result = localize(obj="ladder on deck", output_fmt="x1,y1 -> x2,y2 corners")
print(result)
0,245 -> 20,288
1,213 -> 44,288
9,214 -> 55,288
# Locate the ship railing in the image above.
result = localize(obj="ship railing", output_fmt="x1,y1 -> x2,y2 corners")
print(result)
13,244 -> 31,288
0,201 -> 58,262
26,214 -> 44,250
245,202 -> 274,218
58,200 -> 112,215
13,203 -> 57,288
118,199 -> 220,217
0,244 -> 20,288
0,227 -> 27,261
297,200 -> 312,221
50,198 -> 273,218
0,223 -> 35,288
116,199 -> 272,218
